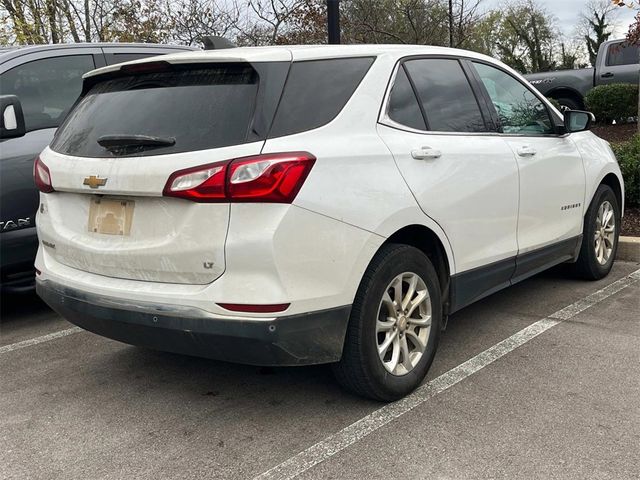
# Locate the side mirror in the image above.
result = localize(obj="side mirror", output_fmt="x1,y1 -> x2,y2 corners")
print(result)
564,110 -> 595,133
0,95 -> 26,139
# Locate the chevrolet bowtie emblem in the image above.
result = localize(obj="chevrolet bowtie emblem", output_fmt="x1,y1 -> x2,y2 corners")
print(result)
83,176 -> 107,189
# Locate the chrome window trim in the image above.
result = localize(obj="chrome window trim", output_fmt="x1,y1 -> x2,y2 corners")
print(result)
378,54 -> 570,139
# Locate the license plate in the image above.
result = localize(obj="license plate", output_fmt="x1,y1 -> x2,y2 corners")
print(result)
88,198 -> 134,236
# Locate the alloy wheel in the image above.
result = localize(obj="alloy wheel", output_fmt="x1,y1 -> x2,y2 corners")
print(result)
594,200 -> 615,265
376,272 -> 432,376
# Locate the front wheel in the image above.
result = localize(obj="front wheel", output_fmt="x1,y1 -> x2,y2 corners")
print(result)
573,184 -> 620,280
333,244 -> 442,401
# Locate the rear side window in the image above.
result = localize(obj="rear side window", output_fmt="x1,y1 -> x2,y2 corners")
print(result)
51,63 -> 288,157
387,66 -> 426,130
606,42 -> 640,66
268,57 -> 374,138
404,59 -> 486,133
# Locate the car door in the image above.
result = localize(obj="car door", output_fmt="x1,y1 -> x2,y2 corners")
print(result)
469,61 -> 586,275
377,57 -> 520,306
597,41 -> 639,86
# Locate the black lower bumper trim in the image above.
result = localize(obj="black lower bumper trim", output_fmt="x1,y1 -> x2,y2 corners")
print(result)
36,280 -> 351,366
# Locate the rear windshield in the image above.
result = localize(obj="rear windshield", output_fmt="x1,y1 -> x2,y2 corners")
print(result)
51,63 -> 287,157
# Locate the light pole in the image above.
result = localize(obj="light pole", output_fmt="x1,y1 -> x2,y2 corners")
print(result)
327,0 -> 340,44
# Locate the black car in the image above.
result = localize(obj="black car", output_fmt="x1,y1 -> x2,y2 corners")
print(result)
0,42 -> 195,293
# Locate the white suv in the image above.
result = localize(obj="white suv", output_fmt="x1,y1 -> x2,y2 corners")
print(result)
35,46 -> 623,401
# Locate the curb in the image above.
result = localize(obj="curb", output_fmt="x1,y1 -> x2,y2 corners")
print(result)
617,236 -> 640,262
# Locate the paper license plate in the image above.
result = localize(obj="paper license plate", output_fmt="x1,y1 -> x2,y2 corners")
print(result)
88,198 -> 134,236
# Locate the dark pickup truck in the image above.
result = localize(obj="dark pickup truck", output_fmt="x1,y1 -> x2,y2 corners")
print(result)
0,43 -> 194,292
525,39 -> 639,110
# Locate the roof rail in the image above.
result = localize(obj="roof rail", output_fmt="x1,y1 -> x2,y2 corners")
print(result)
201,36 -> 236,50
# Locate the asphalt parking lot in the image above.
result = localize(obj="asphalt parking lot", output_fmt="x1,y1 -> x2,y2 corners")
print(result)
2,261 -> 639,480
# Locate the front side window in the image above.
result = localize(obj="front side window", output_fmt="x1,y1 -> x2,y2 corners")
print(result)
606,42 -> 640,66
473,62 -> 554,135
0,55 -> 95,132
403,58 -> 486,133
386,66 -> 426,130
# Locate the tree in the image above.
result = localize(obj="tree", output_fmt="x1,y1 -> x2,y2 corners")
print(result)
340,0 -> 449,45
235,0 -> 308,46
580,0 -> 617,66
471,0 -> 560,73
272,0 -> 327,44
0,0 -> 170,44
449,0 -> 485,49
169,0 -> 241,46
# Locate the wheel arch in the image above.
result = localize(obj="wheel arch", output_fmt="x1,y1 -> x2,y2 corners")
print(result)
382,224 -> 453,313
547,87 -> 584,108
599,172 -> 624,215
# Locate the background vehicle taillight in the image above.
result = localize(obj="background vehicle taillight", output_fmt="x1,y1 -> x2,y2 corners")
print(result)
163,152 -> 316,203
33,156 -> 55,193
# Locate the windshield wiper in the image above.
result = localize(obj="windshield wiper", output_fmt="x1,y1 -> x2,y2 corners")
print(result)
97,134 -> 175,152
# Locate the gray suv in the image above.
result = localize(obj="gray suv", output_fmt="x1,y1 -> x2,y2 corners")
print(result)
0,43 -> 194,292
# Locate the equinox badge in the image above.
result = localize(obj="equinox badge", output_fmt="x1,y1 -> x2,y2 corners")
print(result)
83,176 -> 108,189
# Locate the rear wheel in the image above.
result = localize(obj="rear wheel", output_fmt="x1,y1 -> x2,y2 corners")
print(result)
333,244 -> 441,401
573,185 -> 620,280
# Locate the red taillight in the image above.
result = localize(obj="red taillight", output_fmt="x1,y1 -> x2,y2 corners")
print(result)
163,162 -> 227,202
163,152 -> 316,203
217,303 -> 290,313
33,156 -> 55,193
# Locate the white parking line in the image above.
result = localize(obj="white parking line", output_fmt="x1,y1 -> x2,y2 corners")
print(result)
0,327 -> 83,355
254,268 -> 640,480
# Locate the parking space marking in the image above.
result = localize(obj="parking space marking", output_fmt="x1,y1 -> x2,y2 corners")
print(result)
0,327 -> 83,355
254,268 -> 640,480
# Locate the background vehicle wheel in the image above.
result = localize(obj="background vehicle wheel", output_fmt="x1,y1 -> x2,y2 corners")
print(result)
333,244 -> 442,401
573,184 -> 620,280
555,96 -> 582,111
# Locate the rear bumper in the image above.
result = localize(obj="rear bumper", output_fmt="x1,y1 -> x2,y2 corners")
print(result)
36,279 -> 351,366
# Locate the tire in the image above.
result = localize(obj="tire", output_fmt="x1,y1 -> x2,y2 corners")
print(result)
333,244 -> 442,401
555,96 -> 582,111
573,184 -> 620,280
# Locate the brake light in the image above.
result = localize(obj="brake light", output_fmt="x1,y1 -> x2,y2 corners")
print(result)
34,156 -> 54,193
120,60 -> 171,74
163,152 -> 315,203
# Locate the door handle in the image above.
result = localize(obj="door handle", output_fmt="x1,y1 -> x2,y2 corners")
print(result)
516,145 -> 537,157
411,146 -> 442,160
601,72 -> 614,78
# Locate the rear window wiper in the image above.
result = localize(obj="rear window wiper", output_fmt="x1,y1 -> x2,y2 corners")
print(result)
97,134 -> 175,154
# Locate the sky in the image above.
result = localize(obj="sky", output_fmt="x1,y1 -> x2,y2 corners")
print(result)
481,0 -> 637,38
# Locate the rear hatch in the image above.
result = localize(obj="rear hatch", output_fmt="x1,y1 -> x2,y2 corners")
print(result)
38,55 -> 290,284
